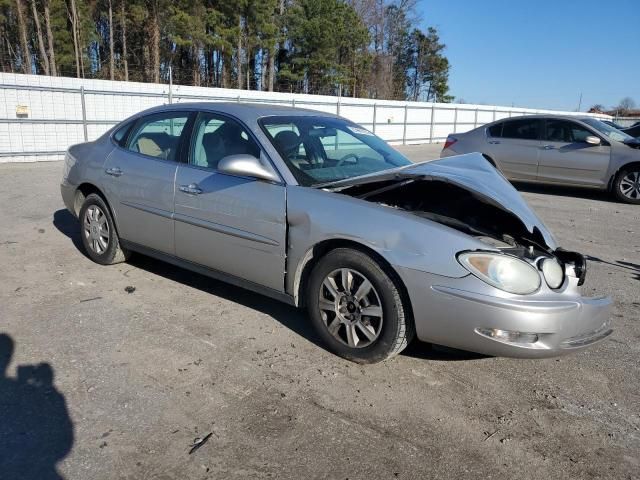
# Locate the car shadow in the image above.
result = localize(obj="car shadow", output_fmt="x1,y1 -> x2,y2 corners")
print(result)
512,181 -> 613,202
0,333 -> 74,479
53,209 -> 488,362
53,209 -> 86,257
587,255 -> 640,282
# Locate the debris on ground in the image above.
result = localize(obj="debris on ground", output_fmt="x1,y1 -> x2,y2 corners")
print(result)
189,432 -> 214,455
124,286 -> 136,294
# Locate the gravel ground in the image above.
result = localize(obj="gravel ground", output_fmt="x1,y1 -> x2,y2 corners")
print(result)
1,147 -> 639,480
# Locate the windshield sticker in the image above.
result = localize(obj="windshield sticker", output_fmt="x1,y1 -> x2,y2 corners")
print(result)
347,126 -> 374,136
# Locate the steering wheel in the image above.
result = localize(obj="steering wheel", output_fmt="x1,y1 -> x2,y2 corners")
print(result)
336,153 -> 358,167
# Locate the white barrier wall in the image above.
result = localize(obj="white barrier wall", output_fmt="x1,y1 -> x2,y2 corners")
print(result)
0,72 -> 609,163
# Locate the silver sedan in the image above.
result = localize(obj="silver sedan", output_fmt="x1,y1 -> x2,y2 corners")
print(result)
60,103 -> 612,363
441,115 -> 640,203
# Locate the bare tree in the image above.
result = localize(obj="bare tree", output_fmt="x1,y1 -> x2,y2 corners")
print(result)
15,0 -> 32,74
43,0 -> 57,75
108,0 -> 114,80
617,97 -> 636,114
31,0 -> 50,75
120,0 -> 128,81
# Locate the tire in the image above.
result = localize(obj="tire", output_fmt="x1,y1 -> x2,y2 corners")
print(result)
78,193 -> 130,265
613,167 -> 640,204
306,248 -> 414,363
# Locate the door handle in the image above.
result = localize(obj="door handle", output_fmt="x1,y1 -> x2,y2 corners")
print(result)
179,183 -> 203,195
488,140 -> 501,144
105,167 -> 123,177
542,145 -> 555,150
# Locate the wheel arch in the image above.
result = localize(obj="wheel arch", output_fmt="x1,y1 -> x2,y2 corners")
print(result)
608,161 -> 640,191
292,238 -> 415,325
74,183 -> 121,236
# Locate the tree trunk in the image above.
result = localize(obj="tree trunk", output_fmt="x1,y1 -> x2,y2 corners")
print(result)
120,0 -> 128,81
108,0 -> 114,80
150,3 -> 160,82
30,0 -> 50,75
267,48 -> 274,92
43,1 -> 56,75
15,0 -> 32,74
236,15 -> 242,89
68,0 -> 81,77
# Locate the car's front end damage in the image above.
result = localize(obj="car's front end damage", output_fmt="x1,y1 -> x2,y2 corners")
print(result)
292,153 -> 612,358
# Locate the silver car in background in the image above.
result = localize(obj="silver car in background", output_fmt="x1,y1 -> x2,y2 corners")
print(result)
441,115 -> 640,203
61,103 -> 612,363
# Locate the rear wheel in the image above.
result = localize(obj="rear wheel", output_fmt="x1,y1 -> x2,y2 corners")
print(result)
306,248 -> 414,363
613,167 -> 640,204
79,193 -> 130,264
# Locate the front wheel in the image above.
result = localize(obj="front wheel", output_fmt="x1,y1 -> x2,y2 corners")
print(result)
613,167 -> 640,204
78,193 -> 130,265
306,248 -> 414,363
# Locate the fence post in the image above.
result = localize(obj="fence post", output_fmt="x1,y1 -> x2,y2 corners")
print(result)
493,108 -> 497,122
292,98 -> 296,108
336,84 -> 341,116
429,105 -> 434,143
372,103 -> 377,134
402,103 -> 408,145
474,108 -> 479,128
168,66 -> 173,104
453,106 -> 458,134
80,86 -> 88,142
237,95 -> 241,103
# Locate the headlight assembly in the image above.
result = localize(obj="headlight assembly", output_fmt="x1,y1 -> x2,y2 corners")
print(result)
540,257 -> 564,289
458,252 -> 541,295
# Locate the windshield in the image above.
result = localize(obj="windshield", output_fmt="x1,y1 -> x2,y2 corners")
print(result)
581,118 -> 635,143
259,116 -> 412,186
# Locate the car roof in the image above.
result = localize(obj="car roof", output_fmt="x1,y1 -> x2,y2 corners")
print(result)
133,101 -> 338,123
489,114 -> 600,123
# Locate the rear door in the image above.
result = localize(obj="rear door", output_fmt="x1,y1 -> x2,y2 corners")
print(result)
537,119 -> 611,187
173,112 -> 287,292
483,118 -> 542,180
102,111 -> 190,255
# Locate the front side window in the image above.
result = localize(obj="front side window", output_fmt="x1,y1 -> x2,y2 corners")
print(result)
544,120 -> 593,143
260,116 -> 411,186
501,119 -> 541,140
127,112 -> 189,161
190,113 -> 260,170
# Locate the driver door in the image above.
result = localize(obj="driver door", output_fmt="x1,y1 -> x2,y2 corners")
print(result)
537,119 -> 611,187
173,112 -> 287,292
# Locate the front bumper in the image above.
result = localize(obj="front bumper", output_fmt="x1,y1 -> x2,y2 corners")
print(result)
397,267 -> 612,358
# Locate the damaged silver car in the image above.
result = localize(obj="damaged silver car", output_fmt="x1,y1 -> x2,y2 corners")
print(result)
60,103 -> 612,363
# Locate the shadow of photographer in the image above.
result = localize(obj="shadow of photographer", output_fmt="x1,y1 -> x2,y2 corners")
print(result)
0,333 -> 74,480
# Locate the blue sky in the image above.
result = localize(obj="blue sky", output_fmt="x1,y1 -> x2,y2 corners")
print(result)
417,0 -> 639,111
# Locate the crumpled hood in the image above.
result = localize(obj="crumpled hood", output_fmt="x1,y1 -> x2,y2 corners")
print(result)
327,152 -> 558,250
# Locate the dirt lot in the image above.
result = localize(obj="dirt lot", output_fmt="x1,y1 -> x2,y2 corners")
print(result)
1,146 -> 639,480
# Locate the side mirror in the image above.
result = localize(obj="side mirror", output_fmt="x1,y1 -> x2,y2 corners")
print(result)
585,135 -> 601,146
217,154 -> 280,183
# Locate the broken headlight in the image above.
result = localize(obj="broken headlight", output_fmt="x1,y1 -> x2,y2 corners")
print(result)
540,257 -> 564,289
458,252 -> 541,295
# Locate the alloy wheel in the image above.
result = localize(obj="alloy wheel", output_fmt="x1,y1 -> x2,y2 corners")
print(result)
83,205 -> 110,255
620,171 -> 640,200
318,268 -> 384,348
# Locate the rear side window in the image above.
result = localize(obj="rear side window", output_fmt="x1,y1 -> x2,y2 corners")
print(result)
127,112 -> 189,161
501,119 -> 540,140
487,123 -> 503,137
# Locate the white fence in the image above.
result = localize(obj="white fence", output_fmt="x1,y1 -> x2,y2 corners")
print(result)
0,72 -> 610,163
